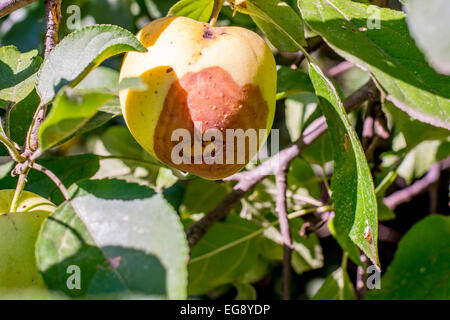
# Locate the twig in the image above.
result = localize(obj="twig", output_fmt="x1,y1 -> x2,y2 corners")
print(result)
365,136 -> 380,162
186,81 -> 378,248
339,252 -> 348,300
320,164 -> 332,197
378,224 -> 402,243
356,254 -> 369,299
25,0 -> 61,152
0,0 -> 37,19
209,0 -> 224,27
428,179 -> 440,213
25,0 -> 60,151
26,104 -> 47,152
9,168 -> 30,212
44,0 -> 62,58
292,36 -> 324,67
362,111 -> 374,144
275,164 -> 293,300
326,61 -> 353,77
383,157 -> 450,210
31,163 -> 70,201
14,0 -> 61,172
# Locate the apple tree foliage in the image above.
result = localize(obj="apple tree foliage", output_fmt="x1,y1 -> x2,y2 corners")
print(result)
0,0 -> 448,300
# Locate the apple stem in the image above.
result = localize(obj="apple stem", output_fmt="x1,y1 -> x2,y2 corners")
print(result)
10,169 -> 29,212
209,0 -> 224,27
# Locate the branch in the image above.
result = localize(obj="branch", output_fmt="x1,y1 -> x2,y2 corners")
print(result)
0,0 -> 37,19
186,80 -> 378,248
356,254 -> 369,299
23,0 -> 61,153
326,61 -> 353,77
44,0 -> 62,58
292,36 -> 324,67
209,0 -> 224,27
383,157 -> 450,210
275,167 -> 293,300
9,168 -> 30,212
31,163 -> 70,201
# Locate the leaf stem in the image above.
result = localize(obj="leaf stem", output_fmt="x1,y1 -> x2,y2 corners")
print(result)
5,101 -> 13,138
320,164 -> 332,198
209,0 -> 224,26
10,169 -> 30,212
31,163 -> 70,201
339,252 -> 349,300
0,133 -> 25,162
0,0 -> 37,19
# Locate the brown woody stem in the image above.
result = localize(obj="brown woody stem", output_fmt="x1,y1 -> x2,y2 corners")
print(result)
0,0 -> 37,19
209,0 -> 224,27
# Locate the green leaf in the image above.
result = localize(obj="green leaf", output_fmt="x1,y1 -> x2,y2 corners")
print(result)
188,215 -> 261,295
168,0 -> 215,22
377,199 -> 395,221
0,46 -> 42,105
36,179 -> 188,299
0,154 -> 100,204
180,179 -> 228,218
1,89 -> 39,154
298,0 -> 450,130
302,131 -> 334,165
405,0 -> 450,75
75,66 -> 120,94
102,125 -> 161,168
52,104 -> 122,149
276,66 -> 314,100
235,0 -> 307,51
367,215 -> 450,299
287,157 -> 321,199
284,93 -> 318,142
38,87 -> 114,151
309,63 -> 378,266
312,267 -> 356,300
384,100 -> 449,150
236,256 -> 269,284
234,282 -> 257,300
36,25 -> 147,105
397,138 -> 450,184
375,169 -> 397,221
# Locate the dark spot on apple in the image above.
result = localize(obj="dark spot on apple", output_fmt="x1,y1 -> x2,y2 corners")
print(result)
166,67 -> 173,73
203,28 -> 215,40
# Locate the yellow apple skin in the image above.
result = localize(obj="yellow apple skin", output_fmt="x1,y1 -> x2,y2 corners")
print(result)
120,16 -> 277,179
0,190 -> 55,292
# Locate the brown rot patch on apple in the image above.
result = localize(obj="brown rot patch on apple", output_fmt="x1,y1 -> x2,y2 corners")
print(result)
154,66 -> 269,179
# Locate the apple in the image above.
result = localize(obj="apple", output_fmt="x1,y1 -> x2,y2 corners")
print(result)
120,16 -> 277,179
0,190 -> 55,292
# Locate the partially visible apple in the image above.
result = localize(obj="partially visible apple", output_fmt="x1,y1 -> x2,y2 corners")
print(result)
120,16 -> 277,179
0,190 -> 55,292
